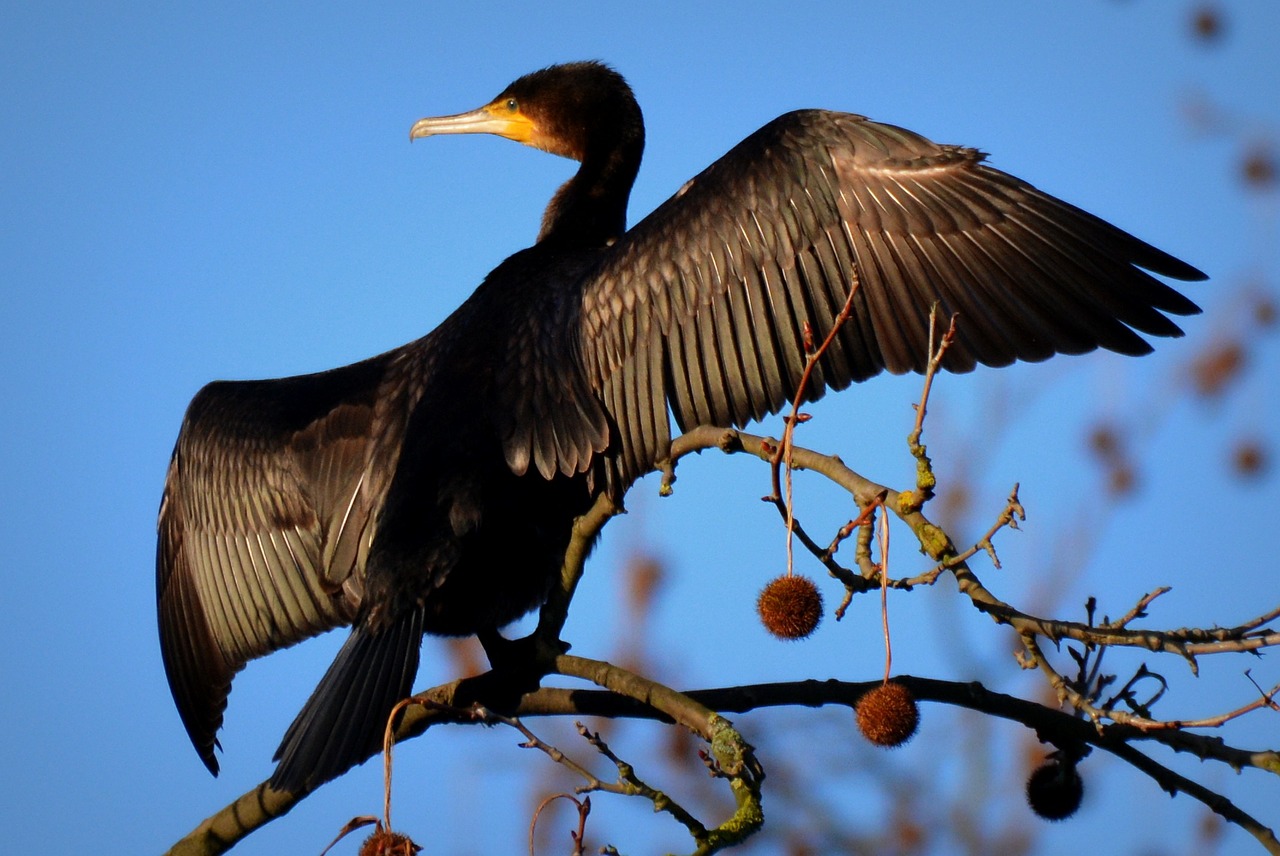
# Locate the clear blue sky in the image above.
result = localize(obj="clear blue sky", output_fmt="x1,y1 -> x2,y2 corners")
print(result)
3,3 -> 1277,854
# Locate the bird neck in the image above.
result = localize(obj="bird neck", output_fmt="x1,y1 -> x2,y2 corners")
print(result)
537,133 -> 643,249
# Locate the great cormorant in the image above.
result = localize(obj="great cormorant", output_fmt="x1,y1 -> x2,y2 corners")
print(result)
156,61 -> 1204,793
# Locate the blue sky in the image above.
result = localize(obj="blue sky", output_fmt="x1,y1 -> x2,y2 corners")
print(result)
3,3 -> 1278,854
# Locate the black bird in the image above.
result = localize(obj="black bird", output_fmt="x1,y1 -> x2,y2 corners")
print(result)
157,61 -> 1204,793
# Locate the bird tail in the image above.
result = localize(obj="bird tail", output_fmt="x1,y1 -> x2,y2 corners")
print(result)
270,607 -> 424,794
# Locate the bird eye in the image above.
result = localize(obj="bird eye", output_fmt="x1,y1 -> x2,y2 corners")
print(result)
505,98 -> 518,112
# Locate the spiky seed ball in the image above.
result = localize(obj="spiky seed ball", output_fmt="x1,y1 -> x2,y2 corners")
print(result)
1026,761 -> 1084,821
360,828 -> 421,856
756,574 -> 823,639
855,681 -> 920,747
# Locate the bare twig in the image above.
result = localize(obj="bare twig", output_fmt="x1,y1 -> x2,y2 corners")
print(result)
909,306 -> 959,448
528,793 -> 590,856
1103,588 -> 1174,630
579,723 -> 710,842
768,272 -> 861,578
878,504 -> 892,683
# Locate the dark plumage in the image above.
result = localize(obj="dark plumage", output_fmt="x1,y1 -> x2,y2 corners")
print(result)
156,61 -> 1205,793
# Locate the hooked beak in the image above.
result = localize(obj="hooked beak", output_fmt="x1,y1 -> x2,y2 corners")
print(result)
409,105 -> 536,145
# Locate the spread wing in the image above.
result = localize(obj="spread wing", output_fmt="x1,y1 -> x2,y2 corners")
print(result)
580,110 -> 1204,485
156,353 -> 412,774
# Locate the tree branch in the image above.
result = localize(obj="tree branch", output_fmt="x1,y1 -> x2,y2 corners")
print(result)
166,423 -> 1280,855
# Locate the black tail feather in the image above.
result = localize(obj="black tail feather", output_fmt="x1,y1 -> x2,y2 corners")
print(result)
270,608 -> 424,793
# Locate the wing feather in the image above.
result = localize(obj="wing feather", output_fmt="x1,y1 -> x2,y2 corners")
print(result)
581,110 -> 1204,485
157,352 -> 413,773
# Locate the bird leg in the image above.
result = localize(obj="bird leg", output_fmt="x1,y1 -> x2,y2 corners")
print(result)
455,628 -> 570,715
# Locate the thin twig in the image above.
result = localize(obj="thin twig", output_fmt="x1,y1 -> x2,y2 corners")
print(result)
579,723 -> 710,840
769,272 -> 861,576
879,505 -> 891,683
909,305 -> 959,446
528,793 -> 589,856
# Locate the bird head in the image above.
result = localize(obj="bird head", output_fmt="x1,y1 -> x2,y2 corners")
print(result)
410,61 -> 642,164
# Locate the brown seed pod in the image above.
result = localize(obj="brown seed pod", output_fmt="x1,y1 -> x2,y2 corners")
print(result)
756,574 -> 823,640
360,828 -> 421,856
855,681 -> 920,747
1026,760 -> 1085,821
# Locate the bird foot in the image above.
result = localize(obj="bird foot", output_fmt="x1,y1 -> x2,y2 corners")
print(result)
453,630 -> 568,714
477,629 -> 568,677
